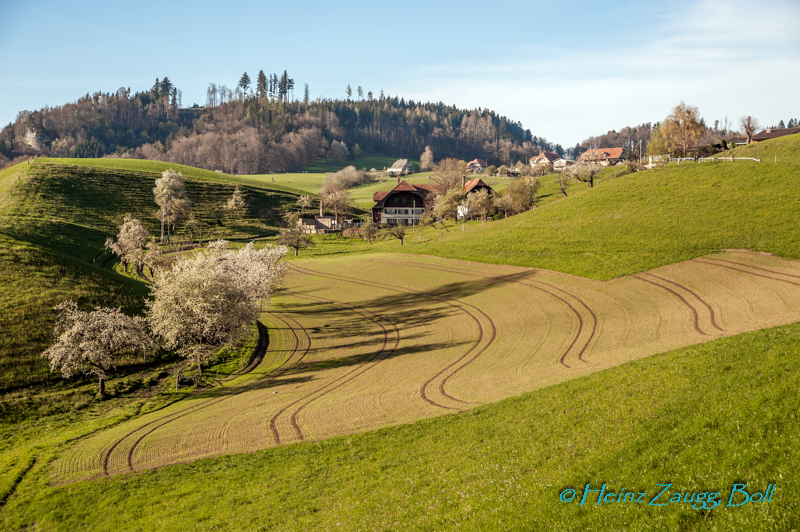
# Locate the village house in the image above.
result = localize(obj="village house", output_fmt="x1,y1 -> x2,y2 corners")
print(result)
466,158 -> 488,172
386,159 -> 414,176
372,177 -> 495,225
529,152 -> 562,167
577,147 -> 625,166
728,126 -> 800,146
297,216 -> 356,234
372,180 -> 435,225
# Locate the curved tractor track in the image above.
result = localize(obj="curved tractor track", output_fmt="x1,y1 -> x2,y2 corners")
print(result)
51,251 -> 800,482
291,264 -> 498,410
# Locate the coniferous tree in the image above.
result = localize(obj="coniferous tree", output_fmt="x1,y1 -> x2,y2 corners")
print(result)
160,77 -> 173,100
346,85 -> 352,99
256,70 -> 267,99
238,72 -> 251,95
303,83 -> 310,105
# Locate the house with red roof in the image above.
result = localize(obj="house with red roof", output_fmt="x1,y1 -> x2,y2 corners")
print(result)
529,152 -> 562,167
467,158 -> 488,172
577,147 -> 625,166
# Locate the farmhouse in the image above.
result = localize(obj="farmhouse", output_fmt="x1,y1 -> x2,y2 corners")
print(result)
298,216 -> 338,234
529,152 -> 562,167
577,147 -> 625,166
467,158 -> 488,172
729,126 -> 800,146
372,180 -> 435,225
462,177 -> 493,196
386,159 -> 414,176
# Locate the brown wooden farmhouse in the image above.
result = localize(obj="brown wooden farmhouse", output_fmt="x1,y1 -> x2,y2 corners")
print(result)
372,178 -> 493,225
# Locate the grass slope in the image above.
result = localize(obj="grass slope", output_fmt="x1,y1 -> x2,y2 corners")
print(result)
0,160 -> 301,389
396,140 -> 800,280
3,321 -> 797,530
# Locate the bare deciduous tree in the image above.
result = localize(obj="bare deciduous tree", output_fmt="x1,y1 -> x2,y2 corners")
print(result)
105,214 -> 149,273
147,241 -> 287,378
420,146 -> 434,171
662,101 -> 706,156
386,224 -> 407,245
740,116 -> 760,144
505,176 -> 541,211
322,189 -> 353,226
42,301 -> 154,397
277,228 -> 313,256
431,158 -> 468,193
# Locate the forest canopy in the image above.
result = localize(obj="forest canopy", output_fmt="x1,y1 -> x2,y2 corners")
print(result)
0,75 -> 562,173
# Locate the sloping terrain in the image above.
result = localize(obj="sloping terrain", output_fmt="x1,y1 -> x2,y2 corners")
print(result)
53,249 -> 800,481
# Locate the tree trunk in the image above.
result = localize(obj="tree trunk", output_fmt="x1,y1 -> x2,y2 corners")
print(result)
123,260 -> 128,272
294,246 -> 298,256
98,375 -> 106,398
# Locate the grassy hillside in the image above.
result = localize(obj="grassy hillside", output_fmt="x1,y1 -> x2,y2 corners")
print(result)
0,160 -> 304,390
3,320 -> 797,530
36,158 -> 310,196
299,154 -> 414,174
389,139 -> 800,280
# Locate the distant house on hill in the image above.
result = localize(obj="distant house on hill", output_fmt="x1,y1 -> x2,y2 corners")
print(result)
529,152 -> 562,167
467,158 -> 488,172
729,126 -> 800,146
372,180 -> 435,225
577,147 -> 624,166
462,177 -> 493,196
386,159 -> 414,176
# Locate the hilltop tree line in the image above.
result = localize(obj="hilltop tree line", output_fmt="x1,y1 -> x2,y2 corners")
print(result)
0,73 -> 561,172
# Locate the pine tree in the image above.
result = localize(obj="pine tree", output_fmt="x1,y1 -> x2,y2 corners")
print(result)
303,83 -> 310,105
778,120 -> 785,129
160,77 -> 173,100
238,72 -> 251,95
346,85 -> 352,99
256,70 -> 267,99
357,86 -> 364,99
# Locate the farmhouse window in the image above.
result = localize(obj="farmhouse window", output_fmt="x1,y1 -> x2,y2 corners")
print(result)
394,197 -> 399,204
402,197 -> 407,204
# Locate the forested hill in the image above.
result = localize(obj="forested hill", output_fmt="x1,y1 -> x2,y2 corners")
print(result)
0,77 -> 563,173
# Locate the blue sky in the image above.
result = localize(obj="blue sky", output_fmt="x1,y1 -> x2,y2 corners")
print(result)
1,0 -> 798,147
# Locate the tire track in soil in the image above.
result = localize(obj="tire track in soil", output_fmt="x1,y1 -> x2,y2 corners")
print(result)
270,292 -> 401,443
642,272 -> 727,333
702,257 -> 800,283
694,258 -> 800,287
101,317 -> 299,475
291,265 -> 498,410
370,259 -> 597,369
632,274 -> 709,336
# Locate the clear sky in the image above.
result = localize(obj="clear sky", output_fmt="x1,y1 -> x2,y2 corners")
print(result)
1,0 -> 798,147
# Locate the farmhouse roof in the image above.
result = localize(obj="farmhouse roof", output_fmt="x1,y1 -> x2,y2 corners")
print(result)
373,180 -> 436,204
467,158 -> 487,167
463,178 -> 492,194
390,159 -> 410,169
752,126 -> 800,141
530,152 -> 561,163
578,147 -> 624,161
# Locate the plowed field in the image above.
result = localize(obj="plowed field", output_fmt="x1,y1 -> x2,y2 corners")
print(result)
52,250 -> 800,482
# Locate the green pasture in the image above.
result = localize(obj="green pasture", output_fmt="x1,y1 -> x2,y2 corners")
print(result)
299,154 -> 414,174
3,321 -> 797,531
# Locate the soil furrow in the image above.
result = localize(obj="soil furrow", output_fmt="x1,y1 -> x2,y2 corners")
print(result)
643,272 -> 726,332
632,274 -> 709,336
292,265 -> 489,409
703,257 -> 800,282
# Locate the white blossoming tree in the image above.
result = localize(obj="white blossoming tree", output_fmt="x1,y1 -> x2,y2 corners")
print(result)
42,302 -> 155,397
153,169 -> 189,242
146,240 -> 287,378
225,186 -> 247,219
105,214 -> 150,273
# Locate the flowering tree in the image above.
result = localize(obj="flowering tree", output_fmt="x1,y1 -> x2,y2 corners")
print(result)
153,169 -> 189,242
225,186 -> 247,219
105,214 -> 150,272
146,240 -> 287,378
42,302 -> 154,397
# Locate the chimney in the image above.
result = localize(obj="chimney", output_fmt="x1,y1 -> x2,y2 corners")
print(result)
319,200 -> 323,217
461,175 -> 466,189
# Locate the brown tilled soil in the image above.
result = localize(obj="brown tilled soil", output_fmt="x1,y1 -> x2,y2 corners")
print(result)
53,250 -> 800,482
